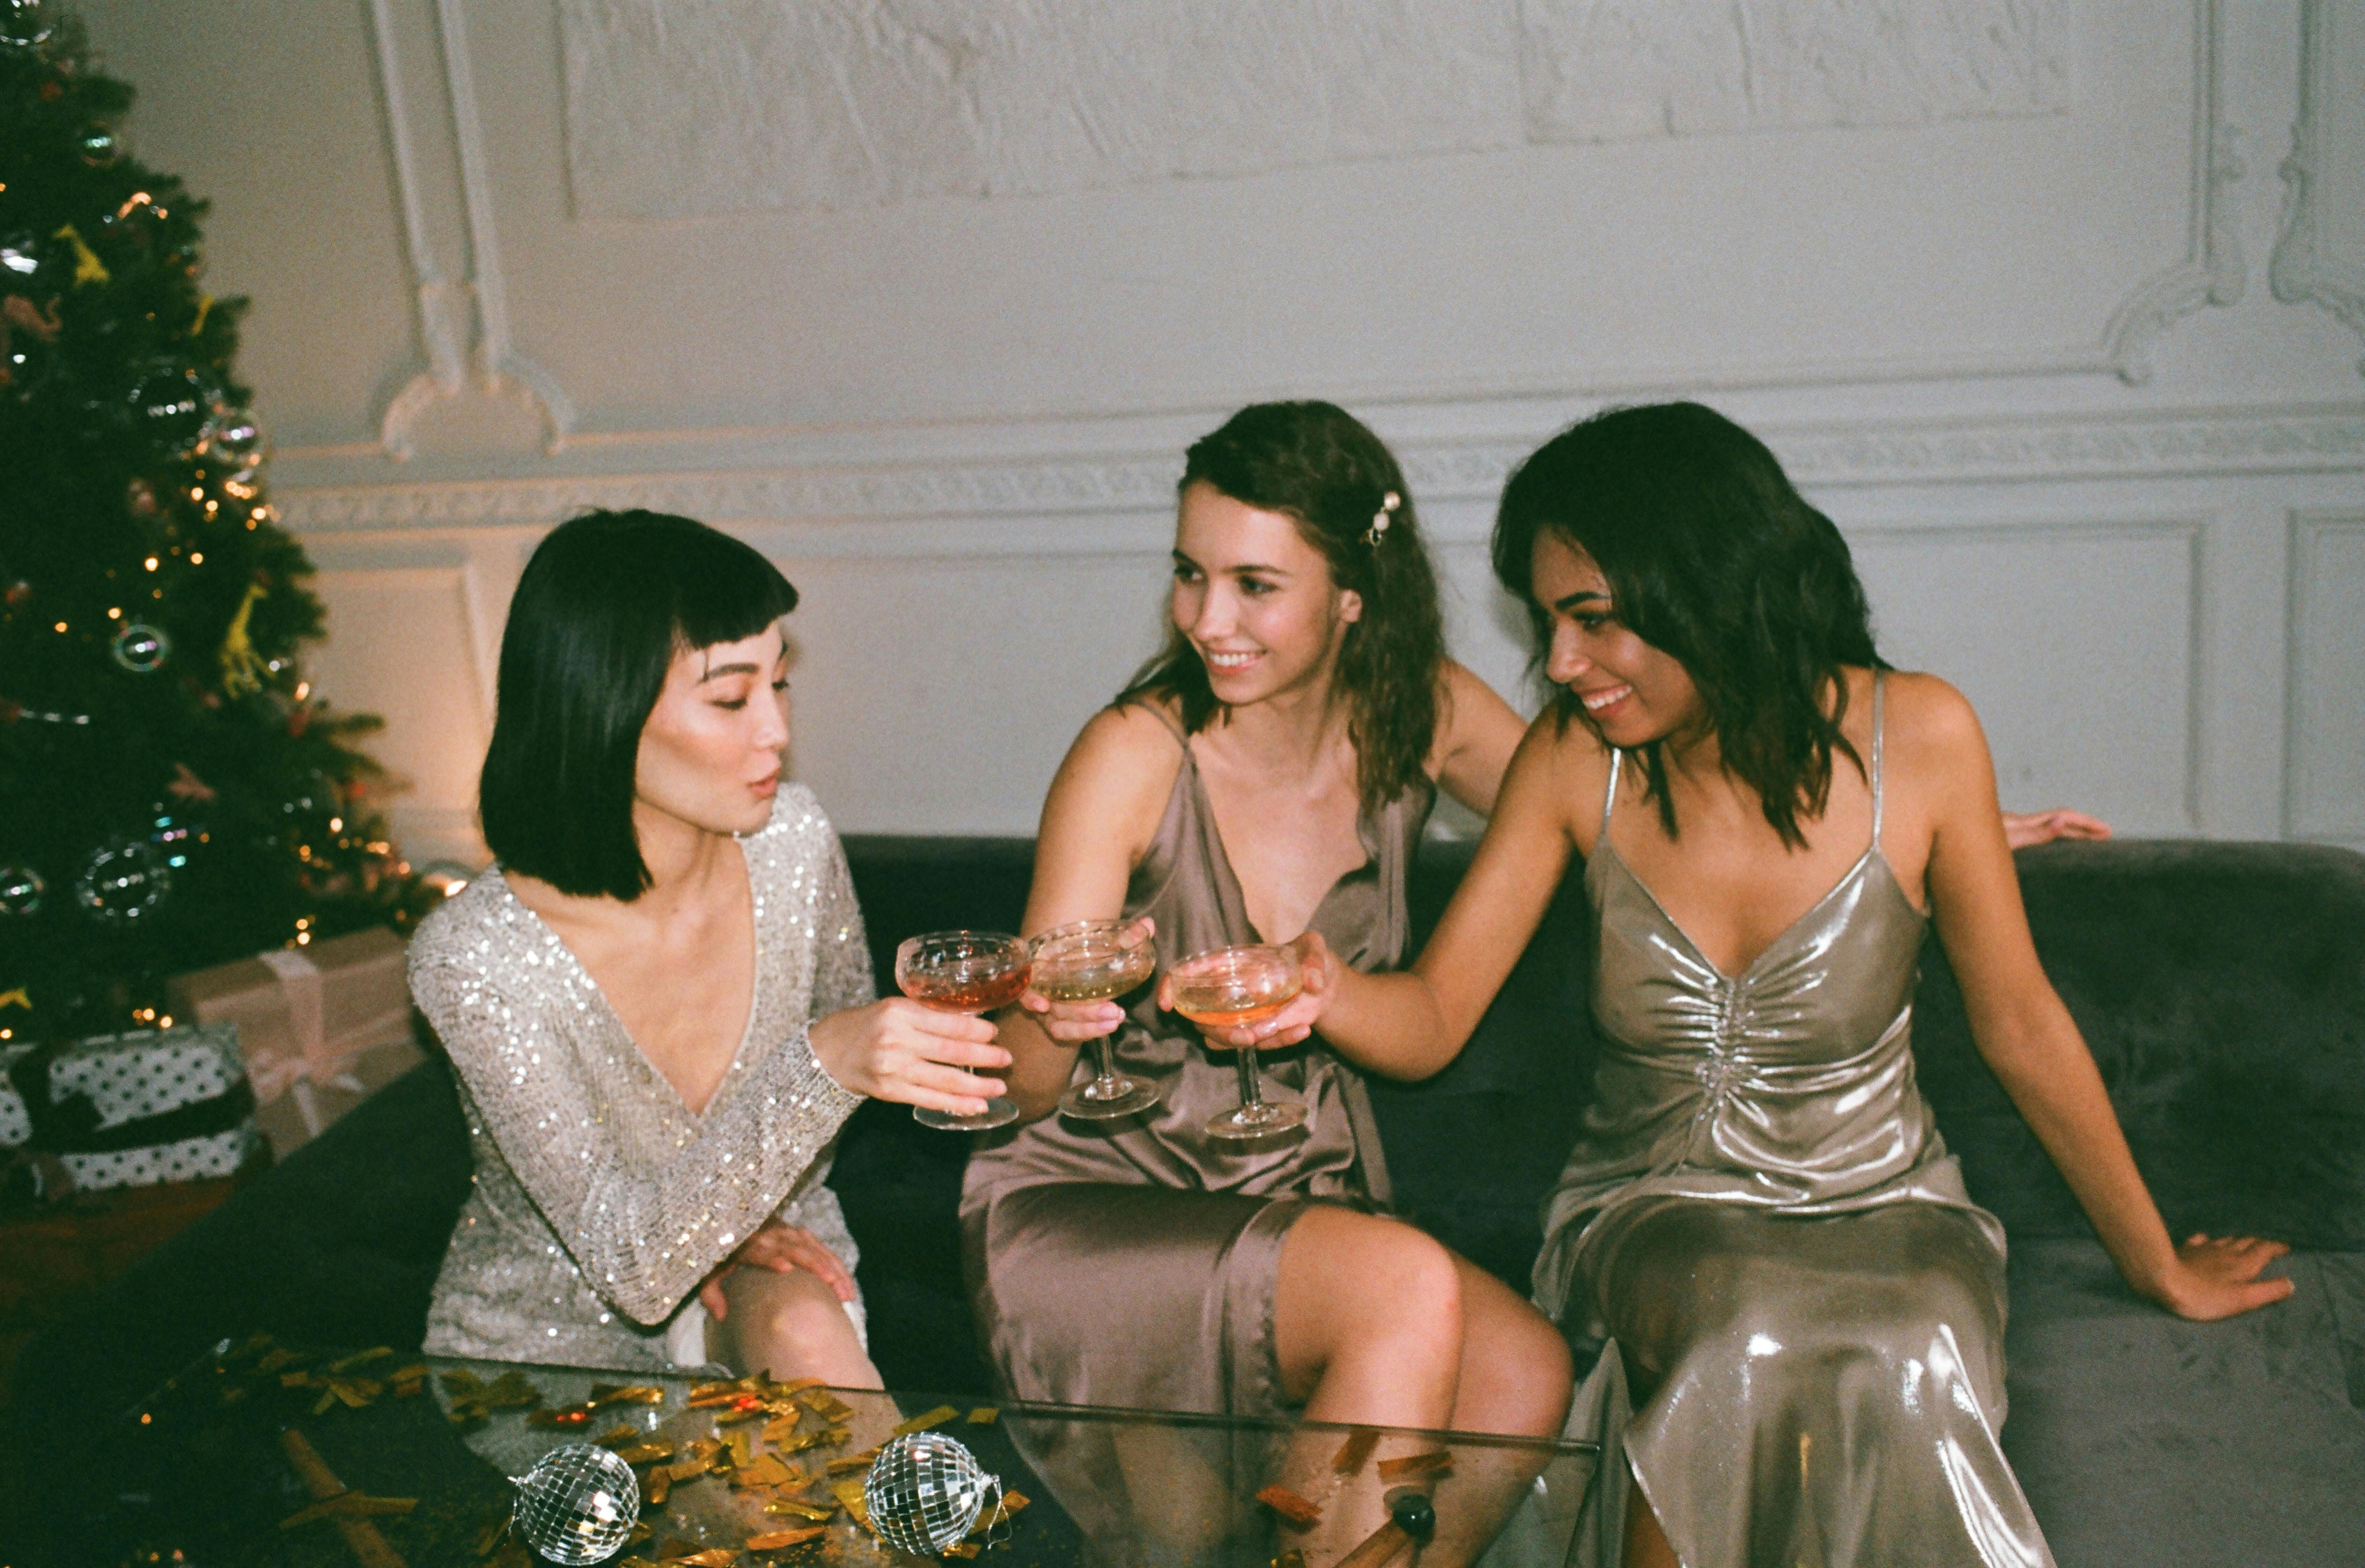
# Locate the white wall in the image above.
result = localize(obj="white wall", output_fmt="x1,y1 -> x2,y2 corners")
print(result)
76,0 -> 2365,864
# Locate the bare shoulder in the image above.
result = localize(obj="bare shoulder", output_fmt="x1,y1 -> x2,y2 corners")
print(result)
1042,701 -> 1187,842
1876,669 -> 1989,763
1500,702 -> 1609,845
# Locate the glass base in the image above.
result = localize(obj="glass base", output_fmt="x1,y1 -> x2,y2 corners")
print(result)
1204,1100 -> 1308,1144
915,1096 -> 1021,1132
1059,1074 -> 1163,1121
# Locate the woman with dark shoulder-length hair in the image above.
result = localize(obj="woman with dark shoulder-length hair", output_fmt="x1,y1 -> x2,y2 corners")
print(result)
964,401 -> 1573,1565
1253,403 -> 2291,1567
410,509 -> 1009,1383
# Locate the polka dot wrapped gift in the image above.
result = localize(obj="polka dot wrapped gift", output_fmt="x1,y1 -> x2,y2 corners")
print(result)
0,1023 -> 263,1192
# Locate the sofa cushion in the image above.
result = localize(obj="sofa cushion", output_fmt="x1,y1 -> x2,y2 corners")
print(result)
2001,1237 -> 2365,1567
1915,841 -> 2365,1251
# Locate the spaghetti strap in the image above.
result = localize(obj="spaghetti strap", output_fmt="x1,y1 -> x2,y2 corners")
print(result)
1601,747 -> 1624,843
1869,672 -> 1886,848
1124,700 -> 1194,754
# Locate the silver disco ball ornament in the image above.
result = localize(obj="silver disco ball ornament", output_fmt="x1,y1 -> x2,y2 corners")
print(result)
510,1443 -> 639,1566
0,865 -> 43,917
864,1431 -> 1004,1556
74,838 -> 170,925
110,621 -> 170,673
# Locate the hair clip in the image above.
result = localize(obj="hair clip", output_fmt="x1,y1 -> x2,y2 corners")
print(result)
1366,491 -> 1400,548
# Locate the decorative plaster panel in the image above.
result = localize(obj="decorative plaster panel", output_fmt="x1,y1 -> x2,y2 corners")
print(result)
561,0 -> 1523,217
2285,511 -> 2365,843
2272,0 -> 2365,373
562,0 -> 2075,219
1518,0 -> 2069,143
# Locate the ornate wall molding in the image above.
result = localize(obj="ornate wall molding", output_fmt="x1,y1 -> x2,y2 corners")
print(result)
2271,0 -> 2365,376
364,0 -> 574,459
2283,509 -> 2365,843
2099,0 -> 2244,385
274,402 -> 2365,537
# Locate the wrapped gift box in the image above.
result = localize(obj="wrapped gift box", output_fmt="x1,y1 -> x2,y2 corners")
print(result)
0,1024 -> 264,1192
166,926 -> 423,1158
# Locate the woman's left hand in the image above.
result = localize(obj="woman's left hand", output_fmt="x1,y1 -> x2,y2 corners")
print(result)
2149,1233 -> 2296,1321
697,1220 -> 856,1321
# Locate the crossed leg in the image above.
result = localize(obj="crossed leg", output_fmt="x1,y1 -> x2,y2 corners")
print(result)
1273,1207 -> 1573,1567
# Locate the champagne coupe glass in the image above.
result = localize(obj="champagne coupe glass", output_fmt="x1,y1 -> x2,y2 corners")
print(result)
1031,919 -> 1161,1120
894,930 -> 1030,1131
1168,943 -> 1308,1144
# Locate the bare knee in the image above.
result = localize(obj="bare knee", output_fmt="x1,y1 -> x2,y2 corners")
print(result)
1278,1210 -> 1466,1403
1453,1264 -> 1574,1439
719,1269 -> 878,1388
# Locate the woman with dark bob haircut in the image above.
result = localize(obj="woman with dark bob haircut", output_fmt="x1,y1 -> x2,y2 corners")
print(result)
1236,403 -> 2291,1568
409,509 -> 1009,1383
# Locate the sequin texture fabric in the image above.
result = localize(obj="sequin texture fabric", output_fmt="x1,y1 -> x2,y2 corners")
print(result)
409,785 -> 870,1372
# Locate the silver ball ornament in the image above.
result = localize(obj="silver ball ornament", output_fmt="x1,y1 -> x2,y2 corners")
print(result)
74,838 -> 171,924
510,1443 -> 640,1566
0,865 -> 44,916
864,1431 -> 1003,1556
110,622 -> 170,673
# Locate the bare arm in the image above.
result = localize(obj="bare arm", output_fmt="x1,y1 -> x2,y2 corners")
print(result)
997,705 -> 1181,1119
1429,661 -> 1529,817
1910,678 -> 2290,1322
1250,713 -> 1591,1081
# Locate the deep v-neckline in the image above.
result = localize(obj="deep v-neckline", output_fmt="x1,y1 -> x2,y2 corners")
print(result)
490,847 -> 763,1119
1180,736 -> 1377,947
1599,838 -> 1909,984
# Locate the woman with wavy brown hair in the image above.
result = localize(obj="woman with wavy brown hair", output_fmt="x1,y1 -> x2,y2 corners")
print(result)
1245,402 -> 2287,1568
962,401 -> 1573,1564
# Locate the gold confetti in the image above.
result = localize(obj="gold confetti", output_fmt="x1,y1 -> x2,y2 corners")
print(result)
280,1491 -> 418,1528
615,1442 -> 676,1466
823,1449 -> 878,1475
590,1383 -> 667,1407
762,1499 -> 834,1521
326,1347 -> 394,1374
831,1478 -> 872,1532
744,1526 -> 826,1549
1375,1450 -> 1452,1482
1332,1431 -> 1378,1474
1257,1486 -> 1322,1526
891,1405 -> 960,1436
730,1455 -> 793,1489
966,1407 -> 1000,1426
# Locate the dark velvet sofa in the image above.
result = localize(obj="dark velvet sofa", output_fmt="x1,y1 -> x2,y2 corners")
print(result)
10,837 -> 2364,1565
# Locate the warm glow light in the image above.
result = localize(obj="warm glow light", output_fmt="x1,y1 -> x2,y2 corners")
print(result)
53,621 -> 66,632
294,682 -> 311,701
296,930 -> 312,945
189,487 -> 203,501
158,1014 -> 173,1028
108,606 -> 121,618
328,816 -> 342,832
145,556 -> 159,571
190,552 -> 203,564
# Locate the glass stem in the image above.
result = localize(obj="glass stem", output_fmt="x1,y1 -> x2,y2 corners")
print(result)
1090,1033 -> 1118,1089
1235,1045 -> 1265,1110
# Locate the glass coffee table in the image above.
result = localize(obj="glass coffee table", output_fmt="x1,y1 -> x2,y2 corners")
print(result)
65,1337 -> 1599,1566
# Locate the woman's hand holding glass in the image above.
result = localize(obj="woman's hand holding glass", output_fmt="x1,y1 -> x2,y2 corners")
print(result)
807,995 -> 1010,1120
1157,929 -> 1339,1052
1026,918 -> 1162,1119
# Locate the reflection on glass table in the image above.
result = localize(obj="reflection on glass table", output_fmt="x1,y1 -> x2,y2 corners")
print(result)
87,1338 -> 1598,1567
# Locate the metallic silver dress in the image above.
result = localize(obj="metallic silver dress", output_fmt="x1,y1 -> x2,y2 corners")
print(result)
409,785 -> 870,1373
1535,679 -> 2054,1568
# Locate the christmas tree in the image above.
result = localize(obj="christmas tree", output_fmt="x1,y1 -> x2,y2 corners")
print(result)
0,3 -> 432,1047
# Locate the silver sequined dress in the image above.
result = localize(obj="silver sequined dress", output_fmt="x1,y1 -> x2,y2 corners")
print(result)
1536,678 -> 2054,1568
409,785 -> 871,1373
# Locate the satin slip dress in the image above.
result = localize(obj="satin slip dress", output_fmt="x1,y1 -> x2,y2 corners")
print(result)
961,704 -> 1428,1553
1534,676 -> 2054,1568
